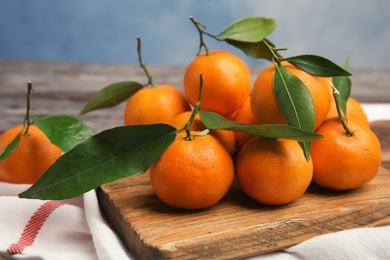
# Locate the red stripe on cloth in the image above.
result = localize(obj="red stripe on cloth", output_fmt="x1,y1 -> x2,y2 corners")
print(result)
7,200 -> 64,255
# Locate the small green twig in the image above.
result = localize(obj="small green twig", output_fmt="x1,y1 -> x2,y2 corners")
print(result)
263,40 -> 286,65
183,72 -> 204,140
329,81 -> 354,136
137,36 -> 154,87
189,16 -> 212,56
22,81 -> 34,135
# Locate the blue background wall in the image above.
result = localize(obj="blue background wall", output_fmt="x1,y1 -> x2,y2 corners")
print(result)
1,0 -> 389,68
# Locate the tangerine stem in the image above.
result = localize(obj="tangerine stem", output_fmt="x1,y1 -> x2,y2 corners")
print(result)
23,82 -> 34,135
184,72 -> 204,140
189,16 -> 210,56
263,40 -> 284,65
137,36 -> 154,87
329,81 -> 354,136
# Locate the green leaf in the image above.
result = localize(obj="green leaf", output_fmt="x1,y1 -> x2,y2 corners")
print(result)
274,65 -> 315,131
19,124 -> 177,200
198,110 -> 322,142
219,16 -> 277,42
273,65 -> 316,160
34,115 -> 94,153
285,55 -> 352,77
0,132 -> 21,160
331,56 -> 351,115
79,81 -> 143,116
226,38 -> 281,61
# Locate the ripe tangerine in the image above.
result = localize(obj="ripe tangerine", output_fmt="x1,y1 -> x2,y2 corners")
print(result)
149,131 -> 234,210
124,84 -> 190,125
0,125 -> 62,184
235,137 -> 313,205
183,50 -> 251,116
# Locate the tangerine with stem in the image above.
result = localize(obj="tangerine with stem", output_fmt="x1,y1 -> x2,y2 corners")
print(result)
310,118 -> 381,190
148,130 -> 234,210
149,74 -> 234,209
124,37 -> 190,125
0,82 -> 62,184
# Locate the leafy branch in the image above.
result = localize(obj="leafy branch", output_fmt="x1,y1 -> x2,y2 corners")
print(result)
78,37 -> 155,116
189,16 -> 352,159
189,16 -> 279,60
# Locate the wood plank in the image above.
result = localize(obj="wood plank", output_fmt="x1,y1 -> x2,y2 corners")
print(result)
97,120 -> 390,259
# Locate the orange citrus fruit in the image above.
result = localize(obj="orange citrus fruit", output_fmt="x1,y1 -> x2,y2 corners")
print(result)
251,61 -> 332,130
183,50 -> 251,116
235,137 -> 313,205
124,84 -> 190,125
325,97 -> 369,126
149,131 -> 234,210
171,111 -> 235,155
310,118 -> 381,190
0,125 -> 62,184
233,97 -> 258,151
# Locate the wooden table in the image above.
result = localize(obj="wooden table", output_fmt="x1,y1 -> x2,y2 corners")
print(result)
1,60 -> 390,134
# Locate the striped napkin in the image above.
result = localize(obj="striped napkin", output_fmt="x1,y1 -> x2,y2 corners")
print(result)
0,183 -> 132,260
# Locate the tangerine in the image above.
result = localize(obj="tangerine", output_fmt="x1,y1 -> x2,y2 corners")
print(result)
235,137 -> 313,205
310,118 -> 381,190
183,50 -> 251,116
124,85 -> 190,125
0,125 -> 62,184
149,131 -> 234,210
251,61 -> 331,130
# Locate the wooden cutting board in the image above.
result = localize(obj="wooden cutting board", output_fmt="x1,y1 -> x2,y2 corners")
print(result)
97,120 -> 390,259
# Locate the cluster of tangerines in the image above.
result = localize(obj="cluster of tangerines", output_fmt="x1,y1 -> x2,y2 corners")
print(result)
120,49 -> 382,210
0,49 -> 382,211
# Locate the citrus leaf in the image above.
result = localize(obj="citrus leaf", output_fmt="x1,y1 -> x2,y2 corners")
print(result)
19,124 -> 177,200
34,115 -> 94,153
0,132 -> 21,160
285,55 -> 352,77
198,110 -> 322,142
331,56 -> 351,115
226,38 -> 281,61
79,81 -> 143,116
219,16 -> 277,42
274,65 -> 315,131
274,65 -> 316,160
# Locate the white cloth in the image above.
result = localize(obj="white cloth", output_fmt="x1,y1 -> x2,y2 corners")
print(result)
361,103 -> 390,122
0,184 -> 131,260
253,226 -> 390,260
1,103 -> 389,260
